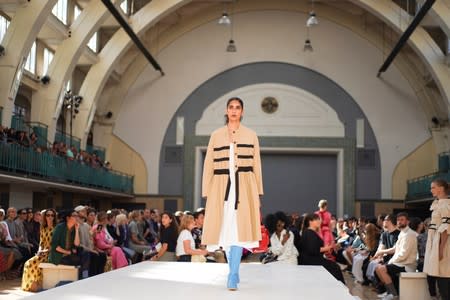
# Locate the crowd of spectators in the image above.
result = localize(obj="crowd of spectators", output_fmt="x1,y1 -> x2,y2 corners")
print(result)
0,125 -> 111,171
0,200 -> 444,299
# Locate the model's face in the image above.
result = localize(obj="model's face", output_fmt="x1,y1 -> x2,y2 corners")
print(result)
226,100 -> 243,123
430,182 -> 444,197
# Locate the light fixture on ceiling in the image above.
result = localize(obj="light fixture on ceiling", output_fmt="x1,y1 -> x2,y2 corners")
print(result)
218,12 -> 231,25
226,39 -> 237,52
303,39 -> 313,52
306,11 -> 318,27
225,1 -> 237,53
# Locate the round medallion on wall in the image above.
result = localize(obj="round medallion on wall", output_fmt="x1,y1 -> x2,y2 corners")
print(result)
261,96 -> 279,114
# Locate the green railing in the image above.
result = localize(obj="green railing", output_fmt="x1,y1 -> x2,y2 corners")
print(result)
407,171 -> 450,201
11,115 -> 26,131
28,122 -> 49,148
85,145 -> 106,161
55,130 -> 81,150
0,143 -> 133,194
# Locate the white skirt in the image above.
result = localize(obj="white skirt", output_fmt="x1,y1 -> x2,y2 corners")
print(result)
207,143 -> 259,253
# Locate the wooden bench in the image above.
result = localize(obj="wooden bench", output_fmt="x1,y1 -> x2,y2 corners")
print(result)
39,263 -> 79,289
399,272 -> 430,300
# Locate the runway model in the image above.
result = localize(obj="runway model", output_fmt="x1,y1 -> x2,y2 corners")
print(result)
201,97 -> 263,290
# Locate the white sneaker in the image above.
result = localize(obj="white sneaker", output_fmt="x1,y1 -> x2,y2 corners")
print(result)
377,292 -> 387,298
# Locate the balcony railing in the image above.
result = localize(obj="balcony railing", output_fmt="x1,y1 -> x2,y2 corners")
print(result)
0,143 -> 133,194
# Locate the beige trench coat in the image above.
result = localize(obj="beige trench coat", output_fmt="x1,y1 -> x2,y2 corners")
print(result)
201,125 -> 263,245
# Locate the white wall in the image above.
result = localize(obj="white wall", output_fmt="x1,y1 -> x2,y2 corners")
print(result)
115,10 -> 429,198
196,83 -> 345,137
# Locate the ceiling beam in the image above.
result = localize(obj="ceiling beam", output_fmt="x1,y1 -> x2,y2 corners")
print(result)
377,0 -> 436,77
101,0 -> 164,75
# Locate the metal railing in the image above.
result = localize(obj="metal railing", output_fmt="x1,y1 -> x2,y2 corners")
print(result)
0,143 -> 133,194
55,130 -> 81,150
85,144 -> 106,161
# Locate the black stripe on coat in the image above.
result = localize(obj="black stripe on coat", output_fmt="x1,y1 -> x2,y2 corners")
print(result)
214,146 -> 230,151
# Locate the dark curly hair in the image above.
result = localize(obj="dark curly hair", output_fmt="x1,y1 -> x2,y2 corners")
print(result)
264,211 -> 290,235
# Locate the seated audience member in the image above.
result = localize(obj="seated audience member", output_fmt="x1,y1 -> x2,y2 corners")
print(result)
351,223 -> 380,284
265,212 -> 299,264
299,213 -> 345,284
114,213 -> 136,261
176,215 -> 208,262
152,212 -> 178,262
5,207 -> 33,263
375,212 -> 418,300
93,212 -> 128,269
21,209 -> 56,292
49,210 -> 89,279
23,208 -> 39,253
0,209 -> 16,277
142,209 -> 158,246
191,210 -> 205,249
75,205 -> 103,277
366,214 -> 400,293
128,210 -> 153,259
0,209 -> 23,277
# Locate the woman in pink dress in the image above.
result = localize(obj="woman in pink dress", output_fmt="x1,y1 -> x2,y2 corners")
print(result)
93,211 -> 128,270
315,199 -> 335,260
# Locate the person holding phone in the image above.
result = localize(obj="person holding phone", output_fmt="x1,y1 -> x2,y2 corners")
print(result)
201,97 -> 263,290
93,211 -> 128,269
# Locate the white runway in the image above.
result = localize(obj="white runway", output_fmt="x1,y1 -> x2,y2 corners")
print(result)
24,262 -> 355,300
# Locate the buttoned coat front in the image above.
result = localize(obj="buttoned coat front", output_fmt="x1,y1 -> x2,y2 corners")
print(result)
201,125 -> 263,245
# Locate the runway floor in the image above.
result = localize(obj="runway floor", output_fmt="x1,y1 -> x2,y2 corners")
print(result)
18,261 -> 356,300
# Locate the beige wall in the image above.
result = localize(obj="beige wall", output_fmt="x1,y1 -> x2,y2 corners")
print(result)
354,201 -> 404,218
392,138 -> 437,199
115,10 -> 429,198
106,134 -> 148,194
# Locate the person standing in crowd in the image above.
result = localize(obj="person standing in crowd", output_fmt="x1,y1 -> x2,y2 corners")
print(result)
21,209 -> 56,292
151,211 -> 178,261
299,213 -> 345,284
201,97 -> 263,290
316,199 -> 335,260
424,179 -> 450,300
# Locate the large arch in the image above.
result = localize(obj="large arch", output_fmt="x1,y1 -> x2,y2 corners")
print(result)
30,0 -> 121,143
74,0 -> 449,147
73,0 -> 190,147
158,62 -> 381,215
0,0 -> 57,127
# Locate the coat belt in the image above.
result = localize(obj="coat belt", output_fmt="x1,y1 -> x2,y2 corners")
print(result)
213,167 -> 253,209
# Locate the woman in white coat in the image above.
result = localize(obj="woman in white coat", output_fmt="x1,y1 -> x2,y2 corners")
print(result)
265,212 -> 298,264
